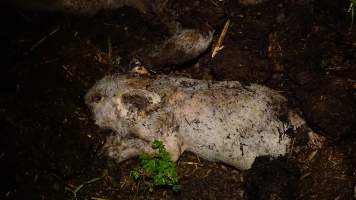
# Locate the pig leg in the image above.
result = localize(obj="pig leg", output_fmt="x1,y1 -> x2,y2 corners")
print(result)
129,130 -> 187,162
102,135 -> 156,163
159,133 -> 187,162
134,114 -> 188,161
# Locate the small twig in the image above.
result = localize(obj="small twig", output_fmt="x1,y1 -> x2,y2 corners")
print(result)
212,19 -> 230,58
181,161 -> 203,168
287,138 -> 295,160
299,172 -> 312,180
194,153 -> 201,164
120,176 -> 129,189
349,2 -> 355,27
209,0 -> 221,7
27,26 -> 60,54
61,65 -> 73,77
202,169 -> 212,178
103,23 -> 120,28
91,197 -> 107,200
307,150 -> 318,161
107,36 -> 112,62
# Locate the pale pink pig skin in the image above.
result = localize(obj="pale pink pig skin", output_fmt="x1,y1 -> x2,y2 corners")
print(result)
86,75 -> 324,170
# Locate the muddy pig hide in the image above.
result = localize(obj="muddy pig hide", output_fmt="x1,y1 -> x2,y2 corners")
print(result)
85,75 -> 324,170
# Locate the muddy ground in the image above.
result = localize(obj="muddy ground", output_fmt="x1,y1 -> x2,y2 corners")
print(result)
1,0 -> 356,199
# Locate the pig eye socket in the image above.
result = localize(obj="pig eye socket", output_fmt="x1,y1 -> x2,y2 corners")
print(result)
91,94 -> 103,103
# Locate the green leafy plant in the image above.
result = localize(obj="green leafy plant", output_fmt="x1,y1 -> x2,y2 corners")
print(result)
131,140 -> 181,192
349,0 -> 356,28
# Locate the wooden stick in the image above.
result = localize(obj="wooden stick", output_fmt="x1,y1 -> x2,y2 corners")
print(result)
211,19 -> 230,58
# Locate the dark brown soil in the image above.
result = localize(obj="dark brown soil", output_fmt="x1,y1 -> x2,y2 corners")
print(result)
1,0 -> 355,199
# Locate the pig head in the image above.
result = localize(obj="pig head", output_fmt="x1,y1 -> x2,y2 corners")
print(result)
85,75 -> 323,170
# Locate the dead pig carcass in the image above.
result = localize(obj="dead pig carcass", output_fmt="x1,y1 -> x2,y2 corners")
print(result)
85,75 -> 324,170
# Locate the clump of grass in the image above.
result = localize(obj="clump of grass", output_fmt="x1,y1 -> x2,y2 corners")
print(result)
348,0 -> 356,28
65,170 -> 108,200
131,140 -> 181,192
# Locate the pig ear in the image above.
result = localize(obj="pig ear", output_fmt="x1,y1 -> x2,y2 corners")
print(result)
120,89 -> 161,114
